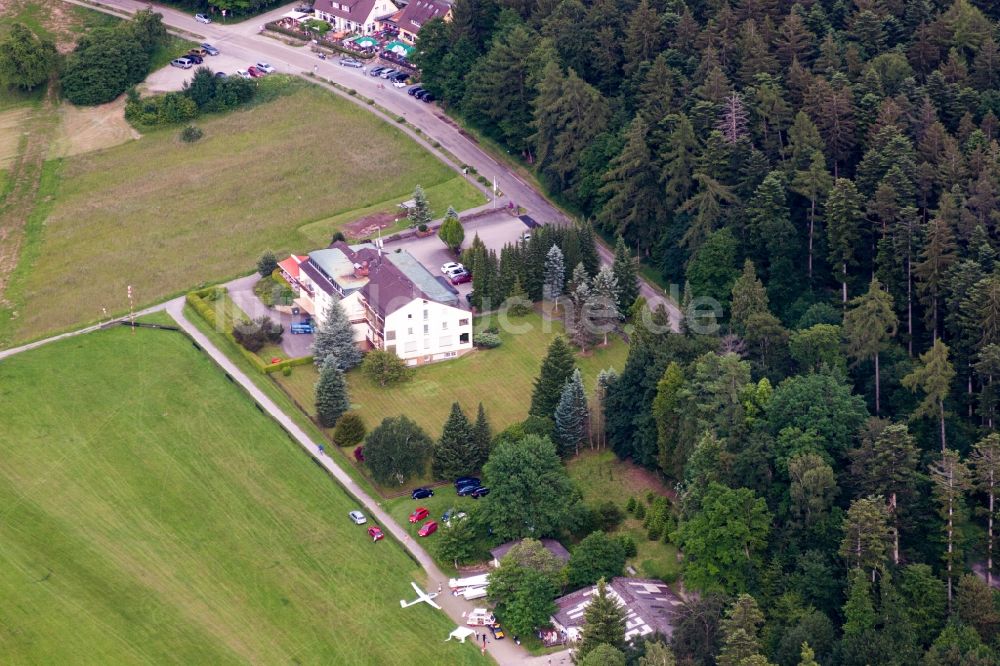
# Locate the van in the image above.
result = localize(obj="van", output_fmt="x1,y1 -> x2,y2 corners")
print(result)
171,57 -> 193,69
188,47 -> 208,58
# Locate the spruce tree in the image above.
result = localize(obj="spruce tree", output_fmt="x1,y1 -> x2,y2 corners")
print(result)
730,260 -> 769,334
590,266 -> 619,345
312,298 -> 362,370
576,579 -> 627,661
843,278 -> 897,415
555,368 -> 589,456
915,211 -> 958,341
407,184 -> 431,228
438,207 -> 465,254
432,402 -> 474,479
825,177 -> 863,303
717,595 -> 766,666
612,236 -> 640,313
568,263 -> 594,352
470,402 -> 492,470
544,244 -> 565,302
902,339 -> 955,451
506,276 -> 532,316
930,449 -> 970,611
970,433 -> 1000,588
578,223 -> 600,277
791,150 -> 832,281
530,336 -> 576,418
315,358 -> 350,428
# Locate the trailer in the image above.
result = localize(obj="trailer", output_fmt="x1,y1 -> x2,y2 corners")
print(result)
449,574 -> 489,590
461,587 -> 488,601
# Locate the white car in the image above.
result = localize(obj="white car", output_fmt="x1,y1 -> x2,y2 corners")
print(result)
441,262 -> 463,274
256,62 -> 275,73
349,510 -> 367,525
392,79 -> 407,88
195,13 -> 212,23
235,69 -> 251,79
445,266 -> 467,280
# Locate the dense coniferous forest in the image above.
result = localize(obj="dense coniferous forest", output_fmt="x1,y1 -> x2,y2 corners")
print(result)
417,1 -> 1000,663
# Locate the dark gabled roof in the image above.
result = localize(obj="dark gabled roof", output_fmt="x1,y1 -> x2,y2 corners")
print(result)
552,577 -> 682,640
394,0 -> 450,34
299,258 -> 337,296
490,538 -> 571,563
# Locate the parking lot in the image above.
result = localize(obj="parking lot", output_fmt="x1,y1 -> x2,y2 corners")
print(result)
383,210 -> 534,300
144,49 -> 280,93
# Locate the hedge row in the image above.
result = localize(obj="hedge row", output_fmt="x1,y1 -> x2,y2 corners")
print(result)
186,287 -> 312,374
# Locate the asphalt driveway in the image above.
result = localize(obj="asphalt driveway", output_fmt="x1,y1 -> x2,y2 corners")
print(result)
227,274 -> 313,358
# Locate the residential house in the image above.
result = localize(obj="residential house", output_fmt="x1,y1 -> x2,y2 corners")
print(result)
385,0 -> 452,45
287,241 -> 473,363
278,254 -> 309,289
489,539 -> 571,568
551,577 -> 683,643
313,0 -> 399,35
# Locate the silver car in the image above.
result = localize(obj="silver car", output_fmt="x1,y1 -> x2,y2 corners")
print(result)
348,510 -> 367,525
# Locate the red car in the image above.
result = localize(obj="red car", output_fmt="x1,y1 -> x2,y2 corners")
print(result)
247,66 -> 265,78
418,520 -> 438,537
450,270 -> 471,285
409,507 -> 429,523
368,526 -> 384,541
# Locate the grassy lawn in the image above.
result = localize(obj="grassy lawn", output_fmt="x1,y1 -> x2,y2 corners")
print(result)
4,82 -> 480,345
149,34 -> 201,71
0,320 -> 485,664
567,450 -> 682,582
275,311 -> 630,442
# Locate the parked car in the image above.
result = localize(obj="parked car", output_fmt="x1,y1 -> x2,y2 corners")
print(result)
170,57 -> 193,69
194,13 -> 212,23
340,58 -> 363,68
411,487 -> 434,500
470,486 -> 490,499
185,53 -> 204,64
379,69 -> 398,79
214,71 -> 227,78
455,476 -> 479,489
256,62 -> 275,73
409,507 -> 429,523
444,511 -> 467,527
392,79 -> 408,88
367,526 -> 384,541
390,72 -> 408,82
490,622 -> 505,640
200,43 -> 220,55
349,510 -> 367,525
420,92 -> 436,103
418,520 -> 438,537
248,66 -> 265,78
235,69 -> 251,79
408,86 -> 424,96
369,66 -> 386,77
444,266 -> 467,279
295,4 -> 315,12
188,47 -> 208,57
441,262 -> 463,274
456,484 -> 478,497
450,270 -> 471,285
290,323 -> 313,334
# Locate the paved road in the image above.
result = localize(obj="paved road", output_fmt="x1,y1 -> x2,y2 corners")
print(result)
61,0 -> 681,331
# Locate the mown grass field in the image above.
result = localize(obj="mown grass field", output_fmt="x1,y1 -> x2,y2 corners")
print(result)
4,81 -> 481,345
275,311 -> 630,442
567,450 -> 682,582
0,319 -> 484,664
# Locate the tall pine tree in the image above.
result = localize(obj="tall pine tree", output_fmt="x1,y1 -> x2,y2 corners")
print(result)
315,358 -> 350,428
555,368 -> 589,456
529,336 -> 577,418
432,402 -> 475,479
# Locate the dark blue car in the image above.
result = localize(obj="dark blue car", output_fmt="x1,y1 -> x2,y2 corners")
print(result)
411,487 -> 434,500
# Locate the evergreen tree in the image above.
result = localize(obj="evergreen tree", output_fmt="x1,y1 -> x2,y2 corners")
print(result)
915,212 -> 958,341
407,184 -> 432,228
791,150 -> 832,281
839,495 -> 890,579
797,643 -> 820,666
599,117 -> 661,251
589,266 -> 619,345
576,578 -> 627,661
555,368 -> 589,456
730,260 -> 769,334
717,595 -> 766,666
843,278 -> 897,414
257,250 -> 278,277
849,423 -> 919,566
567,262 -> 594,352
312,298 -> 362,370
529,336 -> 576,418
506,276 -> 532,316
315,359 -> 350,428
332,412 -> 365,447
544,244 -> 566,302
612,236 -> 639,314
470,402 -> 492,470
970,433 -> 1000,588
930,448 -> 970,611
577,223 -> 600,278
432,402 -> 474,479
825,178 -> 864,303
902,339 -> 955,451
661,113 -> 698,210
679,172 -> 738,252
